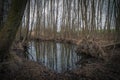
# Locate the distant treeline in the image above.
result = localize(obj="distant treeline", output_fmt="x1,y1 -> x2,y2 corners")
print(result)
16,0 -> 120,42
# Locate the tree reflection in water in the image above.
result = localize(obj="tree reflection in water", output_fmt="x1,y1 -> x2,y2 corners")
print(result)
28,41 -> 80,73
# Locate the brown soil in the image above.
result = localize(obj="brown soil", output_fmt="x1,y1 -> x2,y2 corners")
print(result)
72,47 -> 120,80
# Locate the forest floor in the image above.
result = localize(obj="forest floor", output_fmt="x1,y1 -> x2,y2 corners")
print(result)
0,39 -> 120,80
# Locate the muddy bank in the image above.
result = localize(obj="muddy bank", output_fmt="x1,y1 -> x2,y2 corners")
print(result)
0,52 -> 79,80
31,37 -> 115,47
73,39 -> 120,80
0,52 -> 57,80
31,37 -> 78,45
71,47 -> 120,80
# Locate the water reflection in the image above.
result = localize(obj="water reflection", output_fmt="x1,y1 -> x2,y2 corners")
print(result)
29,41 -> 80,73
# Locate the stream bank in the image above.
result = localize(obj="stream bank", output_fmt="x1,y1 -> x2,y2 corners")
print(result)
0,39 -> 120,80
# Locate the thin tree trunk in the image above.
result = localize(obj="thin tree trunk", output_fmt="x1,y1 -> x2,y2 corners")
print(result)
0,0 -> 4,30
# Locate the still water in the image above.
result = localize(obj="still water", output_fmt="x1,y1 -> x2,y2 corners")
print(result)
28,41 -> 80,73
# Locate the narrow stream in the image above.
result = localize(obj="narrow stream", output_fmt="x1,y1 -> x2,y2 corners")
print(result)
28,41 -> 80,73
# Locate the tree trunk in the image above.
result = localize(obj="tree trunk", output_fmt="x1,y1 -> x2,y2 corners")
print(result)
0,0 -> 28,62
0,0 -> 4,31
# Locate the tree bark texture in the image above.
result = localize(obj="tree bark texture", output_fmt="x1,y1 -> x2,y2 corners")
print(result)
0,0 -> 28,62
